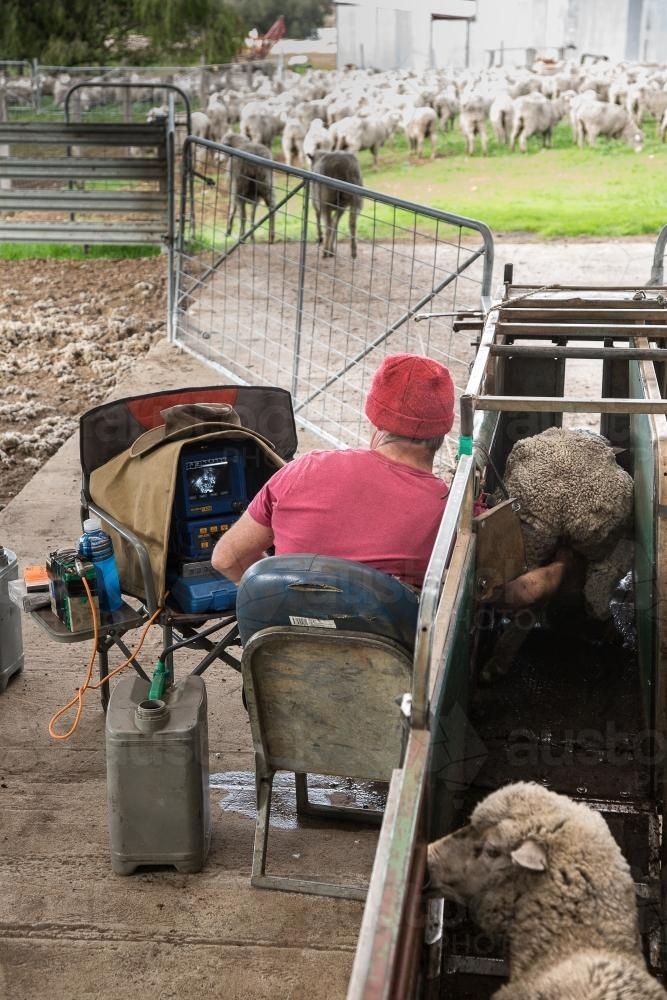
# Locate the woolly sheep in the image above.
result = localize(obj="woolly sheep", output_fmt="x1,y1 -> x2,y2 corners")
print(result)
502,428 -> 633,614
509,93 -> 566,152
403,106 -> 438,159
205,93 -> 230,143
660,105 -> 667,143
481,428 -> 634,680
294,99 -> 328,126
458,92 -> 489,155
330,113 -> 398,167
303,117 -> 334,163
281,116 -> 306,167
489,92 -> 515,145
146,107 -> 212,171
310,151 -> 363,259
433,85 -> 459,131
643,88 -> 667,137
221,132 -> 275,244
427,782 -> 667,999
574,99 -> 644,151
239,100 -> 284,148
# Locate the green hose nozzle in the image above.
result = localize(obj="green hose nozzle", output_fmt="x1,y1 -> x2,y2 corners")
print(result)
148,659 -> 168,701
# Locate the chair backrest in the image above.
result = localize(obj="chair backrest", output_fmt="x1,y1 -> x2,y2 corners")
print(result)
80,384 -> 297,481
241,626 -> 413,780
236,554 -> 420,651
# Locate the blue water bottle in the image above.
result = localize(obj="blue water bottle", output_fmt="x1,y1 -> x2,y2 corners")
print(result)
77,517 -> 122,613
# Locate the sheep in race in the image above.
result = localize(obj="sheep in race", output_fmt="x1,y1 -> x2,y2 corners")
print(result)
481,427 -> 634,680
220,132 -> 275,244
310,151 -> 363,259
427,782 -> 667,999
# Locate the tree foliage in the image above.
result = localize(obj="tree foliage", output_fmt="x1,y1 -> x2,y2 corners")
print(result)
0,0 -> 246,66
229,0 -> 331,40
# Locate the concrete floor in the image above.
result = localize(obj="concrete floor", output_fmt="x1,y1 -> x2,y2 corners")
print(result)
0,344 -> 371,1000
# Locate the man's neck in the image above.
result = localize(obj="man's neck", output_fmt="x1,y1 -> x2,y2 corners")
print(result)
373,440 -> 435,473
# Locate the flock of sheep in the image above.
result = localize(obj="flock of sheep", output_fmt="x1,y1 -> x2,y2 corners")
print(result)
145,55 -> 667,165
4,55 -> 662,254
136,54 -> 667,254
6,54 -> 667,163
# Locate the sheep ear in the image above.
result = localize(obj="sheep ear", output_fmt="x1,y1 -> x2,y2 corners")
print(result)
511,839 -> 547,871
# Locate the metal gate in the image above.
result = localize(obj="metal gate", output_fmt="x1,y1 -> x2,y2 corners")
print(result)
172,137 -> 494,473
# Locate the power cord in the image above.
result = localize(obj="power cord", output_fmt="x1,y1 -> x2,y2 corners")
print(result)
48,575 -> 163,741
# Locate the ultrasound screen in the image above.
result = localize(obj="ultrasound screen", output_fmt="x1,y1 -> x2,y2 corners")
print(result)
186,457 -> 231,502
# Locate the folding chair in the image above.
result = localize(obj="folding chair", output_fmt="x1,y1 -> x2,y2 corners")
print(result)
236,554 -> 417,899
76,384 -> 297,707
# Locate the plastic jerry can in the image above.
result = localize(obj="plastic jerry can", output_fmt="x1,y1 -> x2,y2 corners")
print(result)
0,548 -> 24,694
105,673 -> 210,875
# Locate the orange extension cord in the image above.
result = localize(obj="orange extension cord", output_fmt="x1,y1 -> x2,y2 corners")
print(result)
48,574 -> 163,741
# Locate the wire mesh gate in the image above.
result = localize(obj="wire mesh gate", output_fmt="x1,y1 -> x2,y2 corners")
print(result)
172,137 -> 494,474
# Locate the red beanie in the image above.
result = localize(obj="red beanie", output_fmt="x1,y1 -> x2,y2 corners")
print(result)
364,353 -> 455,438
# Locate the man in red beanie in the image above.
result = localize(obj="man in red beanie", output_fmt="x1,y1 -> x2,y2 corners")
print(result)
211,353 -> 456,588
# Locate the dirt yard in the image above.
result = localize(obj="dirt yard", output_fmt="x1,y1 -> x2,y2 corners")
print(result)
0,255 -> 168,509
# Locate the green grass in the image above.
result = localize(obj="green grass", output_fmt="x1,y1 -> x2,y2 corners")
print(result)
351,121 -> 667,238
0,243 -> 162,260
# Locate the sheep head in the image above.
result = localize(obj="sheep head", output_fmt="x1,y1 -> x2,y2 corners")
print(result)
427,785 -> 551,934
427,782 -> 642,973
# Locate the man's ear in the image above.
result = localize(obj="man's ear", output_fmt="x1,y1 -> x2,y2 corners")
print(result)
511,839 -> 547,871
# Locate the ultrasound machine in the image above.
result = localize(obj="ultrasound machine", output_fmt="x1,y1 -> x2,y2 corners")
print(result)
166,441 -> 249,614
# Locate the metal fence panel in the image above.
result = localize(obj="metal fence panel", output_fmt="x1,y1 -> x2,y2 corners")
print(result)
173,138 -> 494,474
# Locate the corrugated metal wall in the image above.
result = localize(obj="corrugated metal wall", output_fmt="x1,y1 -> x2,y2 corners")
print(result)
336,0 -> 667,70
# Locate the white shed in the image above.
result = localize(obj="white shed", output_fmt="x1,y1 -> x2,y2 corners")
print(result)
335,0 -> 667,72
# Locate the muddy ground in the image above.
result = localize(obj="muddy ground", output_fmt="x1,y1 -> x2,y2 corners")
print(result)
0,255 -> 168,508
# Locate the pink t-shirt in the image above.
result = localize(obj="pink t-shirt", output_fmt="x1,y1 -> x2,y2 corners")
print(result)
246,448 -> 449,586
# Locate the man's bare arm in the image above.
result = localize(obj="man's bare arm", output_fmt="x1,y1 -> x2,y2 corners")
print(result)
211,511 -> 275,584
